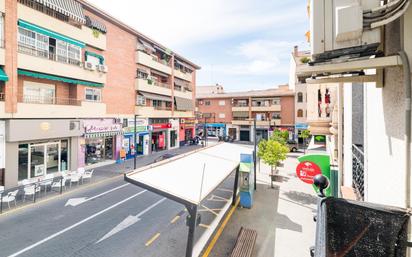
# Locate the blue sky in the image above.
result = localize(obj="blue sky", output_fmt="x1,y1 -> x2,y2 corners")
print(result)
89,0 -> 309,92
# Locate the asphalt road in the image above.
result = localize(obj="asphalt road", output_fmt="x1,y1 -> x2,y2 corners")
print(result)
0,145 -> 236,257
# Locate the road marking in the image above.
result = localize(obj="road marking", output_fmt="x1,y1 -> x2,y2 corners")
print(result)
200,205 -> 219,216
65,184 -> 129,207
7,190 -> 147,257
170,215 -> 180,224
207,195 -> 230,202
96,198 -> 166,244
145,233 -> 161,247
201,198 -> 239,257
198,208 -> 222,213
199,224 -> 210,229
216,188 -> 233,193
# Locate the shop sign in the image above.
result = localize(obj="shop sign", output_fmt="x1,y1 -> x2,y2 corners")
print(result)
180,118 -> 196,125
295,123 -> 309,130
128,118 -> 148,127
123,126 -> 148,134
149,123 -> 172,131
85,124 -> 122,134
296,161 -> 321,184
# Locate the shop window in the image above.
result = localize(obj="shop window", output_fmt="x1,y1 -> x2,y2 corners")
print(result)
85,88 -> 101,102
297,92 -> 304,103
205,100 -> 211,106
18,144 -> 29,181
297,109 -> 304,117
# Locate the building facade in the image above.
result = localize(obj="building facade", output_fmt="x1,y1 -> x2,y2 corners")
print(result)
196,85 -> 295,142
0,0 -> 198,188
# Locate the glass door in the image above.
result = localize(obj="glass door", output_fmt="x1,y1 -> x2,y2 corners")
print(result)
29,145 -> 46,178
46,143 -> 60,174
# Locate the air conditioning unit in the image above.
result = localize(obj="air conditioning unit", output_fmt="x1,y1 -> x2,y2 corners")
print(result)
84,61 -> 96,71
310,0 -> 381,63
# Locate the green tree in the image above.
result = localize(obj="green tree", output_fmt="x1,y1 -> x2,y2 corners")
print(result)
271,129 -> 289,145
258,139 -> 289,178
299,129 -> 311,153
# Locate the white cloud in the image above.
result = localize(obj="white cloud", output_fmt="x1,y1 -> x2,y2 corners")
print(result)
87,0 -> 306,48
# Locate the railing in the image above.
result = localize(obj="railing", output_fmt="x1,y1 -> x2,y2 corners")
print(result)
152,80 -> 171,89
153,105 -> 172,111
19,94 -> 82,106
18,43 -> 81,67
233,117 -> 250,121
233,103 -> 249,107
352,144 -> 365,200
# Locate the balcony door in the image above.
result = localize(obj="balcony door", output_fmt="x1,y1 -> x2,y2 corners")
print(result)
23,81 -> 55,104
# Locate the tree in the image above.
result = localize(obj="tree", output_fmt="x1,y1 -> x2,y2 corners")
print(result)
258,138 -> 289,187
271,129 -> 289,145
299,129 -> 311,153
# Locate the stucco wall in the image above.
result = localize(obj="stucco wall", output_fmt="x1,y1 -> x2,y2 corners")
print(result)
196,98 -> 233,123
280,95 -> 295,125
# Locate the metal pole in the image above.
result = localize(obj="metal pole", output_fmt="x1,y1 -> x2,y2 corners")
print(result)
1,192 -> 3,214
254,118 -> 257,191
134,115 -> 137,170
232,166 -> 239,206
185,204 -> 198,257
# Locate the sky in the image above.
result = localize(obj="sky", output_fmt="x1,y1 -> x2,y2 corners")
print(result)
88,0 -> 310,92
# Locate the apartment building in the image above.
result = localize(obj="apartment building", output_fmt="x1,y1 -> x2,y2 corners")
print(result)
196,85 -> 295,142
289,46 -> 310,144
0,0 -> 199,188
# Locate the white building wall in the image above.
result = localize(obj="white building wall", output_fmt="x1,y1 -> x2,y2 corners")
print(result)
343,85 -> 353,187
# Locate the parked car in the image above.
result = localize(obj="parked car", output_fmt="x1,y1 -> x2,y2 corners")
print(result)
153,153 -> 178,163
287,140 -> 298,152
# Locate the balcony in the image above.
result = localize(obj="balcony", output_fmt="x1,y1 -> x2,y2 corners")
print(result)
174,88 -> 193,99
173,111 -> 194,118
15,95 -> 106,118
18,44 -> 106,84
232,105 -> 249,112
135,78 -> 171,96
250,104 -> 281,112
232,117 -> 251,126
18,3 -> 106,50
136,51 -> 172,75
174,69 -> 192,82
135,106 -> 172,118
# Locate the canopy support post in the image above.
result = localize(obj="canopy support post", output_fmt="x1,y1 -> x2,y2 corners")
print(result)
185,204 -> 198,257
232,166 -> 239,206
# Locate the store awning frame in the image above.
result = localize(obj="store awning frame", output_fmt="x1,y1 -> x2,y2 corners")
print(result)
139,91 -> 171,102
18,69 -> 104,88
33,0 -> 86,24
18,19 -> 85,48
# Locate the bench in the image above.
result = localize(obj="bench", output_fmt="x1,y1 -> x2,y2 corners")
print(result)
230,227 -> 258,257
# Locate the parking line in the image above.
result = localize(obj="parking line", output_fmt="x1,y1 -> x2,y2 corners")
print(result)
170,215 -> 180,224
200,205 -> 219,216
199,224 -> 210,229
145,233 -> 160,247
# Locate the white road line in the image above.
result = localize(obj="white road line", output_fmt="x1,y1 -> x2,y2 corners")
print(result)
7,190 -> 147,257
65,183 -> 129,207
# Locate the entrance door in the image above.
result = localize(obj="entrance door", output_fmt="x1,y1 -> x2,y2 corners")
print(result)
240,131 -> 250,141
229,128 -> 237,140
104,137 -> 113,160
46,143 -> 60,174
29,142 -> 61,179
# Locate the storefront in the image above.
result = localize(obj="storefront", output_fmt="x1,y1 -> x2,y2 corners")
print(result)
179,118 -> 195,146
239,125 -> 251,141
295,123 -> 309,144
196,123 -> 226,138
169,119 -> 180,149
149,119 -> 171,153
5,119 -> 82,187
122,118 -> 149,159
83,119 -> 123,166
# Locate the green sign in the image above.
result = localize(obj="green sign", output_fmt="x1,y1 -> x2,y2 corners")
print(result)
123,126 -> 147,134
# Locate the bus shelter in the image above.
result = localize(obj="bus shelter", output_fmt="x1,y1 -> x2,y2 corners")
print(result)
125,143 -> 253,257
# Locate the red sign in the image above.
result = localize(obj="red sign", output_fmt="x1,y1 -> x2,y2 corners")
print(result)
158,134 -> 165,148
296,161 -> 321,184
152,123 -> 172,130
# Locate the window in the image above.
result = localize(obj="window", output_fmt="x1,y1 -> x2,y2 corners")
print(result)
205,100 -> 211,106
56,40 -> 68,63
219,100 -> 225,106
68,44 -> 81,64
272,98 -> 281,105
219,113 -> 225,118
272,112 -> 281,119
297,92 -> 304,103
23,81 -> 55,104
137,70 -> 149,79
18,27 -> 36,49
86,54 -> 100,66
297,109 -> 304,117
198,100 -> 203,105
136,95 -> 146,106
85,88 -> 101,102
153,100 -> 161,108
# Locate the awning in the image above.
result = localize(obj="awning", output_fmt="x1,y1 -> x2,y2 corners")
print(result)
138,39 -> 156,53
85,51 -> 104,64
18,20 -> 85,48
138,68 -> 149,74
175,59 -> 193,72
18,69 -> 104,87
150,69 -> 169,78
33,0 -> 86,24
233,111 -> 249,118
85,15 -> 107,33
139,91 -> 171,102
85,130 -> 123,138
175,97 -> 194,111
154,45 -> 171,56
0,68 -> 9,82
174,78 -> 187,87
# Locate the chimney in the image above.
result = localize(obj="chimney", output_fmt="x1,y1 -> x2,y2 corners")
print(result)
293,45 -> 299,56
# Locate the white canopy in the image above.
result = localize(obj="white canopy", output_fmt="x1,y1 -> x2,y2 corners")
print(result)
125,143 -> 253,205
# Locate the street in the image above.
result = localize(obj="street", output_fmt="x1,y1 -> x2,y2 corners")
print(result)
0,144 -> 236,257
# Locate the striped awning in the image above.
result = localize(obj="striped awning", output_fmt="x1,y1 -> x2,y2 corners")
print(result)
85,130 -> 123,138
34,0 -> 86,24
85,15 -> 107,33
174,78 -> 186,87
139,91 -> 171,102
175,97 -> 194,111
139,39 -> 156,53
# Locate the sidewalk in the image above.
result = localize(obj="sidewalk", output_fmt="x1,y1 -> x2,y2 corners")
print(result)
208,152 -> 317,257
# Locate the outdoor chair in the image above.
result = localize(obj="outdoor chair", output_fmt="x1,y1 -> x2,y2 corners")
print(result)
51,177 -> 67,192
82,169 -> 94,184
70,173 -> 82,188
39,174 -> 54,193
23,184 -> 41,202
2,190 -> 19,209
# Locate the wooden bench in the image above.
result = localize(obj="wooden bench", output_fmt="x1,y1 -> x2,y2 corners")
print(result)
230,227 -> 258,257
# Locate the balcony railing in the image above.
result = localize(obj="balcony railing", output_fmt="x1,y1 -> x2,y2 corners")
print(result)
18,43 -> 81,67
151,80 -> 171,89
19,95 -> 81,106
233,117 -> 249,121
352,144 -> 365,201
153,105 -> 172,111
233,103 -> 249,107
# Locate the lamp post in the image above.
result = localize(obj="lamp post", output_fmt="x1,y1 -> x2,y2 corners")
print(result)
134,114 -> 138,170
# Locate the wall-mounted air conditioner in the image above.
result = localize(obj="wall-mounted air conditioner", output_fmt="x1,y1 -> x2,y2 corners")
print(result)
310,0 -> 382,63
84,61 -> 96,71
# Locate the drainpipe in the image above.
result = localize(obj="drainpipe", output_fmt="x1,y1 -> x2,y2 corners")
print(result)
399,51 -> 411,209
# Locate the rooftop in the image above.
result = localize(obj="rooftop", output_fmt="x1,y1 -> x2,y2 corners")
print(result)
196,85 -> 294,99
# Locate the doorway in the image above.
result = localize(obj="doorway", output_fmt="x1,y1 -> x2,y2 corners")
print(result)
240,130 -> 250,141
